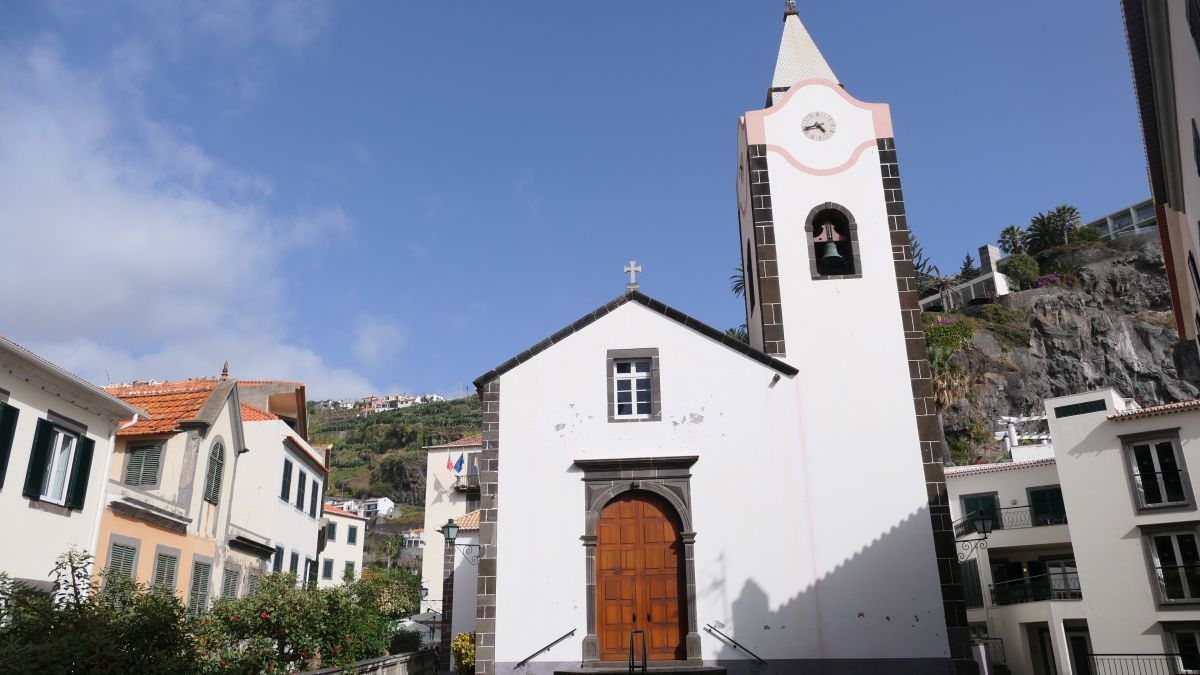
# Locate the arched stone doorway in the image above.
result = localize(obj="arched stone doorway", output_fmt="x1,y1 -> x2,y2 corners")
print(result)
574,456 -> 701,666
595,491 -> 687,661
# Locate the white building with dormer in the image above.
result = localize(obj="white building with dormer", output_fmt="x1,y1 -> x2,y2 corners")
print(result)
439,6 -> 976,675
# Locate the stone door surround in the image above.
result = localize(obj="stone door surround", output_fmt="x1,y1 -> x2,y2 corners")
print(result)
573,456 -> 701,667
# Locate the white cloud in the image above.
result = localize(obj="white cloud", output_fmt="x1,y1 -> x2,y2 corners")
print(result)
352,316 -> 407,367
0,40 -> 375,400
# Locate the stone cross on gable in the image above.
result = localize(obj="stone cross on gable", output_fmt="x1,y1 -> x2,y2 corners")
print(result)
624,261 -> 642,291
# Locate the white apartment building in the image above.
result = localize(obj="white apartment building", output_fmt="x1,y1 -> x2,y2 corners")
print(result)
948,388 -> 1200,675
420,434 -> 481,614
0,336 -> 146,588
319,504 -> 366,587
236,401 -> 326,584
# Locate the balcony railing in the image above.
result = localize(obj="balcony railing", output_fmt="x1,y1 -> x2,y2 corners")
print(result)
990,571 -> 1081,605
975,637 -> 1006,666
453,474 -> 480,492
953,504 -> 1068,537
1091,653 -> 1193,675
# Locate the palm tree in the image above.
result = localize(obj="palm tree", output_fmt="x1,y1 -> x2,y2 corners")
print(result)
725,324 -> 749,343
730,265 -> 745,298
927,346 -> 970,412
998,225 -> 1027,255
1027,205 -> 1083,253
922,265 -> 963,312
1049,204 -> 1081,245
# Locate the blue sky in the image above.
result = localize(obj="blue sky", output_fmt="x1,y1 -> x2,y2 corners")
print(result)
0,1 -> 1145,398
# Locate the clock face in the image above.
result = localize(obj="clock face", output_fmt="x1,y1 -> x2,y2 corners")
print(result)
801,111 -> 837,141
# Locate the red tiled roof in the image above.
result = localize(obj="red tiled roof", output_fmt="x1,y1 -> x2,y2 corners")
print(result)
324,505 -> 368,521
286,435 -> 328,474
1109,399 -> 1200,421
106,379 -> 219,437
238,380 -> 304,387
945,457 -> 1056,477
240,402 -> 278,421
456,510 -> 480,531
424,433 -> 483,450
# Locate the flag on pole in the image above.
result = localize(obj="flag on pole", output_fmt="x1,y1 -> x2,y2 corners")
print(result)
454,453 -> 465,473
446,453 -> 453,470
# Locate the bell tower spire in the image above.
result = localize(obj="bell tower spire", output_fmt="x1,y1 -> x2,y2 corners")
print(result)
768,1 -> 837,106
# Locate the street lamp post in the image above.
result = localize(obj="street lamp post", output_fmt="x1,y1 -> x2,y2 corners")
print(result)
438,519 -> 459,672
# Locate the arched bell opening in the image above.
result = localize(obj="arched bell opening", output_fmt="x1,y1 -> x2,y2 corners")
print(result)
805,202 -> 861,280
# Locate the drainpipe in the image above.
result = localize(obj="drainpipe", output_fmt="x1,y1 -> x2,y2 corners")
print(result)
89,414 -> 140,571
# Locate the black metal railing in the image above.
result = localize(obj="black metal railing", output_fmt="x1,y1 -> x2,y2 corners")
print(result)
453,474 -> 480,492
513,628 -> 576,669
1091,653 -> 1192,674
990,571 -> 1081,605
703,623 -> 767,665
628,630 -> 647,674
953,504 -> 1068,537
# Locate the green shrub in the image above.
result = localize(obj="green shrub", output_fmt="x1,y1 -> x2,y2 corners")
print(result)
390,628 -> 424,654
923,316 -> 976,353
452,632 -> 476,674
1003,253 -> 1039,290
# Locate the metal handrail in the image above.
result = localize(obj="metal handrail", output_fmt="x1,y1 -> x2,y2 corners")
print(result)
990,571 -> 1081,605
514,628 -> 576,669
1090,653 -> 1188,675
628,630 -> 647,674
704,623 -> 767,665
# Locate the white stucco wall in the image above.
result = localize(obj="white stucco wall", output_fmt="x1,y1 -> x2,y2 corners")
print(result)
234,419 -> 322,573
490,300 -> 948,669
319,508 -> 365,587
421,446 -> 479,610
452,530 -> 479,638
1046,389 -> 1200,655
0,367 -> 123,584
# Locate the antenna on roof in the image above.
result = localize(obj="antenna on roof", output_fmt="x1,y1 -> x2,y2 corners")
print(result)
220,361 -> 229,381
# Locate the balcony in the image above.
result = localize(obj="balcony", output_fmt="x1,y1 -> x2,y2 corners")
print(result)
453,474 -> 480,493
990,571 -> 1081,606
954,504 -> 1067,538
1090,654 -> 1190,674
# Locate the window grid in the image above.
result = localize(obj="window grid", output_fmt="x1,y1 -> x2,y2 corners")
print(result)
613,360 -> 652,418
1130,440 -> 1189,508
1152,531 -> 1200,602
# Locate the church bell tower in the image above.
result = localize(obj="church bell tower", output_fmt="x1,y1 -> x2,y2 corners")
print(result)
735,4 -> 976,672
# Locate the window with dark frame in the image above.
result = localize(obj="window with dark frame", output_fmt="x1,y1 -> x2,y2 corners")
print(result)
322,559 -> 334,580
202,442 -> 224,504
280,458 -> 293,501
296,470 -> 306,510
961,558 -> 984,609
348,525 -> 358,545
1169,624 -> 1200,673
125,445 -> 162,487
289,552 -> 299,573
1191,0 -> 1200,59
1193,119 -> 1199,179
273,546 -> 284,573
1127,438 -> 1191,509
1029,486 -> 1067,526
961,494 -> 1002,531
345,561 -> 355,579
1149,530 -> 1200,602
326,522 -> 337,542
309,479 -> 318,518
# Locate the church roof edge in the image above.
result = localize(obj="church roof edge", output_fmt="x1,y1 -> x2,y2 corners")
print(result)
472,291 -> 799,389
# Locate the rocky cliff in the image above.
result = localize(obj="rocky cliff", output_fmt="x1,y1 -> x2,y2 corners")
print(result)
939,234 -> 1200,462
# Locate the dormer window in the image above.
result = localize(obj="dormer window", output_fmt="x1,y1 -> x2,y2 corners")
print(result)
606,349 -> 662,423
805,202 -> 861,279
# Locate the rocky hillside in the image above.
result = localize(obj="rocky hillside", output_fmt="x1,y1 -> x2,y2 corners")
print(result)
937,234 -> 1200,462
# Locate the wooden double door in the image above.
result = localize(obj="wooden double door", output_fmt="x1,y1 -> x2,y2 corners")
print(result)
596,492 -> 687,661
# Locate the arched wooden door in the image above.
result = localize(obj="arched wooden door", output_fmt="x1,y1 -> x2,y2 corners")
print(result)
596,491 -> 686,661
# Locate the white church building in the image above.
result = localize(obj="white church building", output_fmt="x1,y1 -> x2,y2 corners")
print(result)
459,6 -> 974,674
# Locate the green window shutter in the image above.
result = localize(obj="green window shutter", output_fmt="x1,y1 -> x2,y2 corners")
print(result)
273,546 -> 284,572
203,443 -> 224,504
345,561 -> 354,579
289,552 -> 298,573
309,479 -> 318,518
153,553 -> 178,590
348,526 -> 357,545
188,561 -> 212,616
22,419 -> 55,499
281,459 -> 292,500
248,575 -> 259,595
108,542 -> 137,578
322,559 -> 333,579
64,436 -> 95,510
125,448 -> 145,485
296,471 -> 306,509
221,569 -> 239,599
0,403 -> 19,489
327,522 -> 336,542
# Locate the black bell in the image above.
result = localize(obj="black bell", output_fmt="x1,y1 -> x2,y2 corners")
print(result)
820,242 -> 847,274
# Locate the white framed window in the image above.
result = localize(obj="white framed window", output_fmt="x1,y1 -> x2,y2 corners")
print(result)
1126,437 -> 1192,509
1169,625 -> 1200,674
348,525 -> 358,545
613,359 -> 652,418
1150,531 -> 1200,603
41,427 -> 78,505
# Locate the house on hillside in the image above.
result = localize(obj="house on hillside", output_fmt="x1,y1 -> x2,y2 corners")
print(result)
319,504 -> 366,587
0,336 -> 147,589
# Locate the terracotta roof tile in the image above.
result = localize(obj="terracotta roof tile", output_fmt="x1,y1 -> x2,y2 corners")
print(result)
323,505 -> 368,521
456,510 -> 481,531
238,380 -> 304,387
944,457 -> 1056,477
106,379 -> 219,437
424,433 -> 483,450
1109,398 -> 1200,421
240,402 -> 278,421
